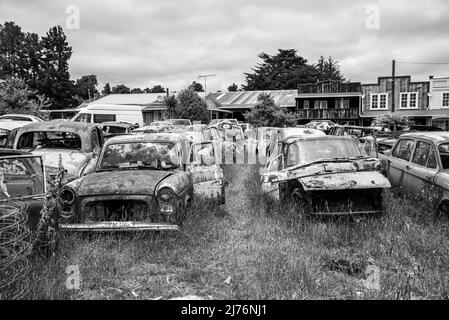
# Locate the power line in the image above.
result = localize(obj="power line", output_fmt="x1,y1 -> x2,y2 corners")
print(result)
346,62 -> 391,80
397,61 -> 449,65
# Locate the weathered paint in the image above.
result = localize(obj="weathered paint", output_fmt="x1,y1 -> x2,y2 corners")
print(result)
33,149 -> 92,180
299,171 -> 391,191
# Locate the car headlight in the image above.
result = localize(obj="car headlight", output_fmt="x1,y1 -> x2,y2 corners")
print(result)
59,187 -> 76,205
158,187 -> 176,202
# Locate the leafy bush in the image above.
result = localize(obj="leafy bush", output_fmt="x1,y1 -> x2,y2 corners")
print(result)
244,93 -> 296,127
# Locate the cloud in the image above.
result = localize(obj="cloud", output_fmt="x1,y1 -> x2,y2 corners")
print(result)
1,0 -> 449,91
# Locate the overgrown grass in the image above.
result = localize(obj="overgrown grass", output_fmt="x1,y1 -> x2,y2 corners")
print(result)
21,165 -> 449,300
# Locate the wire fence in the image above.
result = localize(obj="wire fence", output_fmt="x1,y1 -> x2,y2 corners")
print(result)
0,200 -> 32,300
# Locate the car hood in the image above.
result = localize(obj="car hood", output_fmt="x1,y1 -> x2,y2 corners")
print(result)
262,158 -> 390,190
0,121 -> 30,131
31,149 -> 91,179
72,170 -> 173,196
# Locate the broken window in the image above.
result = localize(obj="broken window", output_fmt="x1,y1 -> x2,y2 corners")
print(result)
392,139 -> 415,161
412,141 -> 432,167
100,142 -> 179,170
17,131 -> 82,150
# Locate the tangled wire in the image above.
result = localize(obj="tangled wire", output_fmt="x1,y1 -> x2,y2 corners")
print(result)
0,201 -> 32,300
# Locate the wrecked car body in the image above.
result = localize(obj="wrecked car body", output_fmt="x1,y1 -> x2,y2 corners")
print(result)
261,136 -> 391,215
0,149 -> 59,253
383,132 -> 449,215
12,121 -> 104,184
58,132 -> 224,232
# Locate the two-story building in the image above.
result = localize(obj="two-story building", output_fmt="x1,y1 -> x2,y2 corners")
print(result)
428,76 -> 449,130
296,80 -> 362,125
360,76 -> 430,126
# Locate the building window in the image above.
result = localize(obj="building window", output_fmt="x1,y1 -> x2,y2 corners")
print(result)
303,100 -> 309,109
336,98 -> 350,109
400,92 -> 419,109
315,100 -> 328,109
443,93 -> 449,107
371,93 -> 388,110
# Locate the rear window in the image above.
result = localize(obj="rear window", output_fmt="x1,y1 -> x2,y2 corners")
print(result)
102,126 -> 127,134
0,116 -> 32,122
17,131 -> 82,150
94,114 -> 116,123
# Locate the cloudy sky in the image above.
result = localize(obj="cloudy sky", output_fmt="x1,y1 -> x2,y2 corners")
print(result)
1,0 -> 449,92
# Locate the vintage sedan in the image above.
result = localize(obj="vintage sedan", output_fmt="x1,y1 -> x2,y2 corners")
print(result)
383,132 -> 449,214
58,133 -> 224,231
262,135 -> 391,215
12,121 -> 104,184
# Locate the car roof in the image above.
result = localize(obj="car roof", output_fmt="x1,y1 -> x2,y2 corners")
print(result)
100,121 -> 134,127
106,132 -> 188,144
332,125 -> 377,130
279,127 -> 326,136
399,132 -> 449,143
282,135 -> 356,144
17,120 -> 98,133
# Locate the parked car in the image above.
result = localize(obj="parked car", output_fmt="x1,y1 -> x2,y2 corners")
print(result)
71,103 -> 145,127
58,133 -> 225,231
208,119 -> 239,126
132,121 -> 174,134
261,135 -> 391,215
99,121 -> 138,140
382,132 -> 449,214
0,114 -> 44,123
203,121 -> 245,163
305,120 -> 335,133
164,119 -> 192,128
0,149 -> 59,252
12,121 -> 104,184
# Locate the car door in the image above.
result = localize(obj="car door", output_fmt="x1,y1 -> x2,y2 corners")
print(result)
386,138 -> 416,189
405,140 -> 439,194
186,142 -> 224,202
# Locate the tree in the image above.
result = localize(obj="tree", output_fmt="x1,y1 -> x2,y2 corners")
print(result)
316,56 -> 344,82
244,93 -> 296,127
163,94 -> 178,119
0,22 -> 27,80
111,84 -> 130,94
131,88 -> 144,93
372,113 -> 409,131
102,83 -> 111,95
147,84 -> 165,93
188,81 -> 203,92
227,83 -> 238,92
36,25 -> 77,109
243,49 -> 320,90
75,74 -> 98,100
0,77 -> 50,115
175,89 -> 209,123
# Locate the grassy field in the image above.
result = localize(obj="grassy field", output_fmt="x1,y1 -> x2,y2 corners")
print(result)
22,165 -> 449,299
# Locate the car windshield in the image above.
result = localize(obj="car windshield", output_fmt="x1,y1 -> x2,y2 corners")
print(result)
100,142 -> 179,170
0,156 -> 45,198
286,138 -> 366,167
438,143 -> 449,169
17,131 -> 82,150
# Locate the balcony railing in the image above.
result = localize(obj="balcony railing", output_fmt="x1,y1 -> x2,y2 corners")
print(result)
298,81 -> 362,94
296,108 -> 359,120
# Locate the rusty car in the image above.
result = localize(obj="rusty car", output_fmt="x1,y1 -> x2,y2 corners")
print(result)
58,132 -> 224,232
132,121 -> 174,134
382,132 -> 449,215
11,121 -> 104,184
261,135 -> 391,215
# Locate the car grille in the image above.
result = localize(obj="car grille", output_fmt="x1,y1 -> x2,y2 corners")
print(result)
83,199 -> 154,222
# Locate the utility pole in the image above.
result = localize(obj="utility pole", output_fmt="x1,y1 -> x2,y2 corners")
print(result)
391,59 -> 396,113
198,74 -> 216,94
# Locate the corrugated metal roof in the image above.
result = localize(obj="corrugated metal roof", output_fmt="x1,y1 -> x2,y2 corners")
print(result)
212,90 -> 297,109
91,93 -> 168,106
